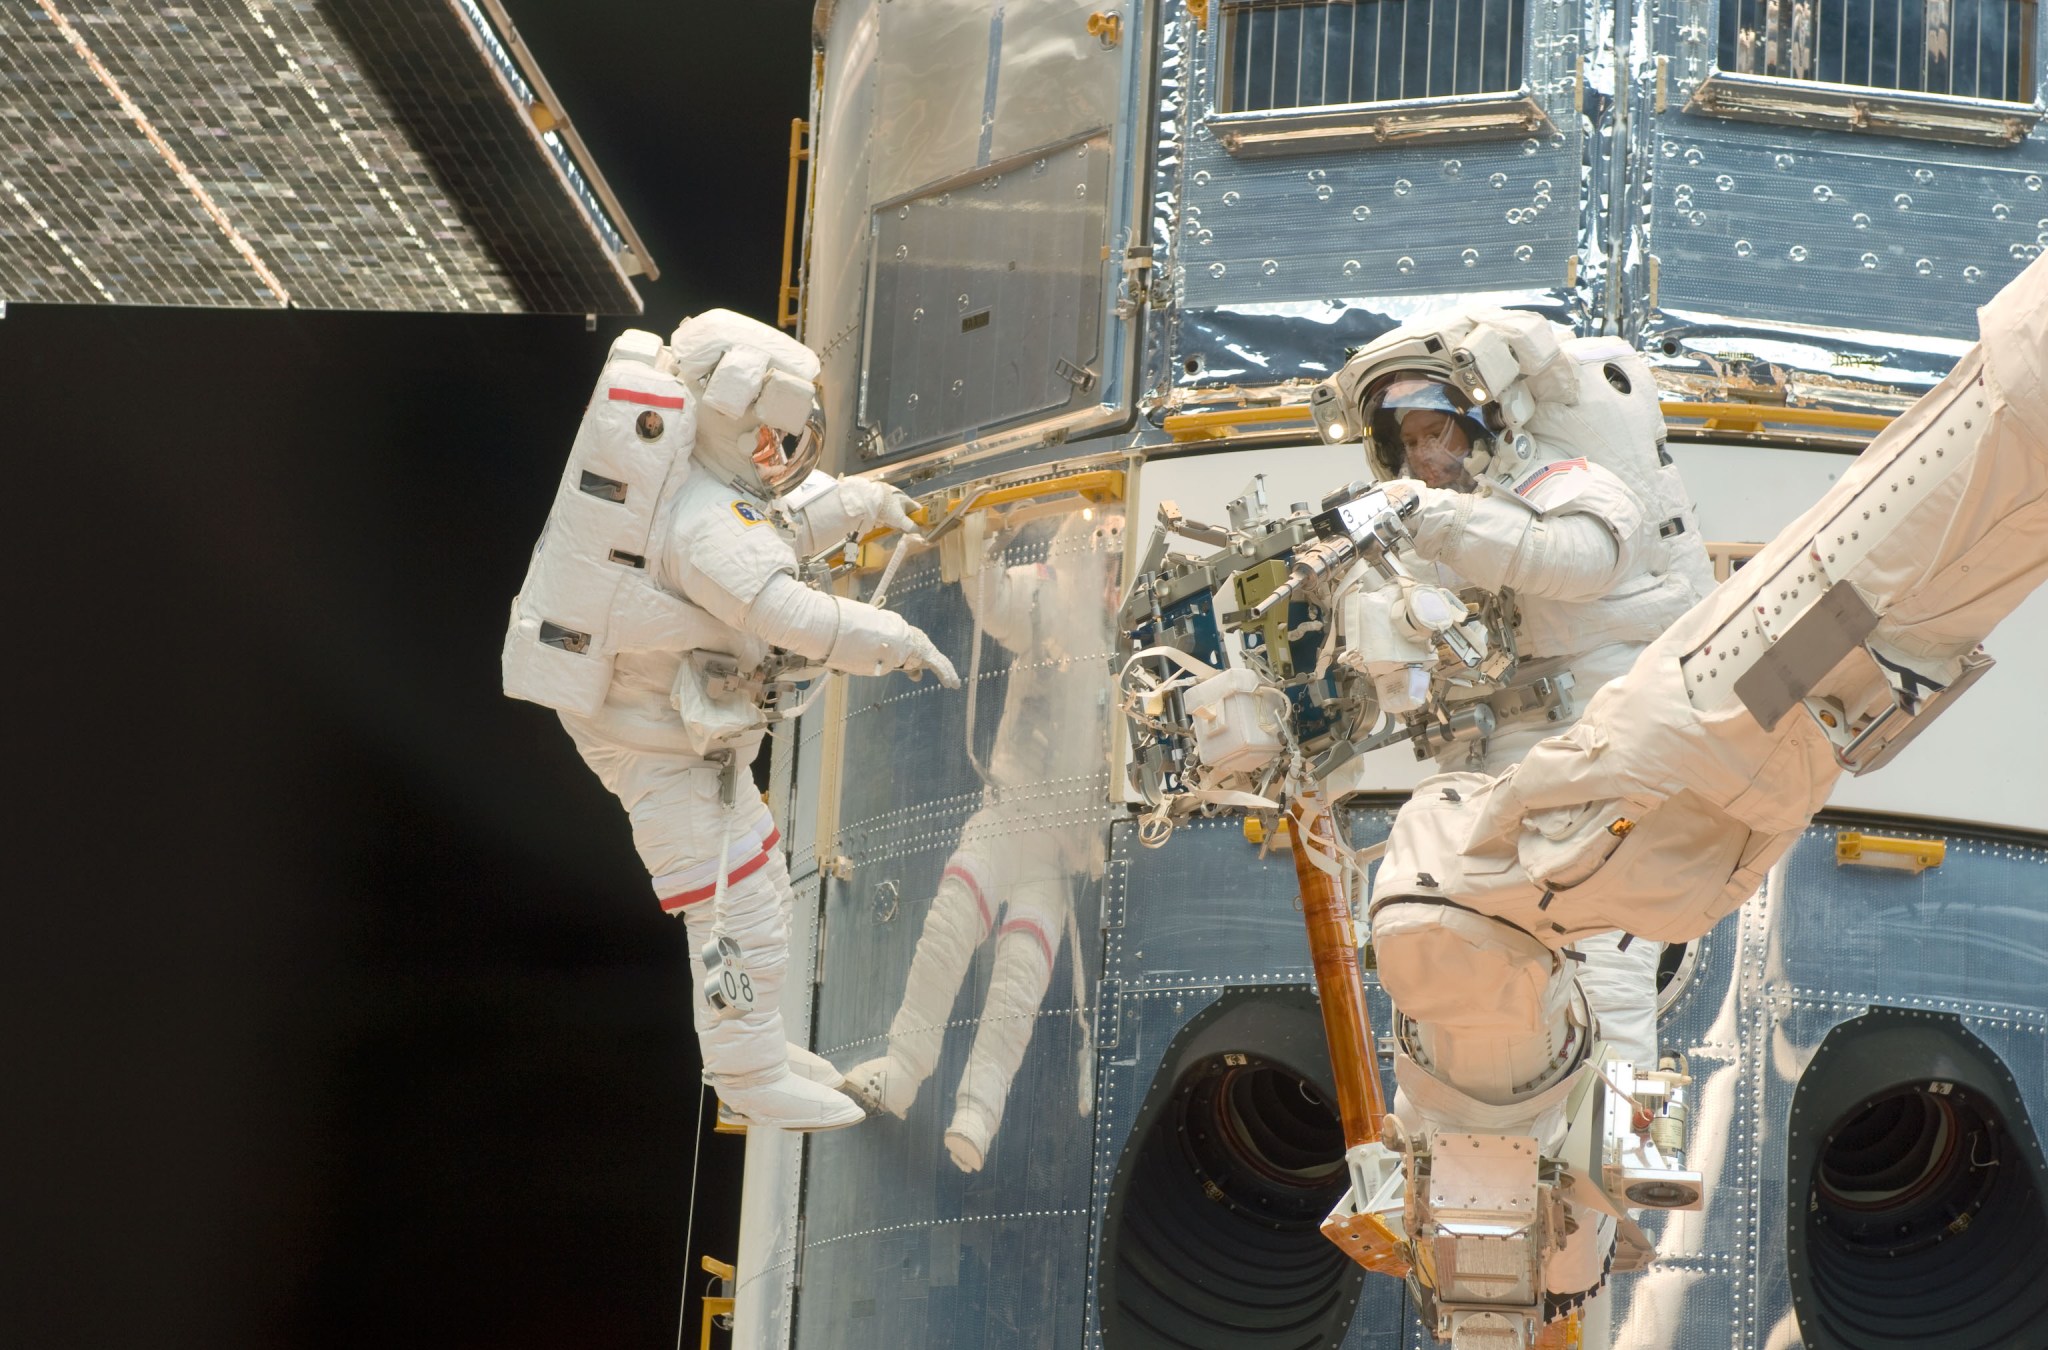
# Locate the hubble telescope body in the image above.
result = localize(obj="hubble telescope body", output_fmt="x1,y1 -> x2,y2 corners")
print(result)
731,2 -> 2048,1347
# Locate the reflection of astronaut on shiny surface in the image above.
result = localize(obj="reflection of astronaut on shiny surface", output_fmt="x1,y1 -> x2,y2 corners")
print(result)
1331,309 -> 1715,1083
847,510 -> 1119,1172
503,311 -> 958,1133
1331,256 -> 2048,1343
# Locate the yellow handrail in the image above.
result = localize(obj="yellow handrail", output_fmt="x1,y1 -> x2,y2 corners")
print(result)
699,1255 -> 736,1350
1836,831 -> 1946,873
778,119 -> 811,332
940,467 -> 1126,516
1162,405 -> 1317,441
850,469 -> 1127,566
1660,400 -> 1897,435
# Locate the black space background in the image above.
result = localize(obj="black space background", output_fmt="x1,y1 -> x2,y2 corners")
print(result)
6,5 -> 816,1346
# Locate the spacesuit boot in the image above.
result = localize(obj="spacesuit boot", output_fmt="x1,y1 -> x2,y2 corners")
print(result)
787,1043 -> 847,1089
844,866 -> 993,1119
683,856 -> 863,1133
944,899 -> 1059,1173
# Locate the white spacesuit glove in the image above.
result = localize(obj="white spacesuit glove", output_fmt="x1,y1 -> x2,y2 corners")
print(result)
831,476 -> 923,538
902,628 -> 961,689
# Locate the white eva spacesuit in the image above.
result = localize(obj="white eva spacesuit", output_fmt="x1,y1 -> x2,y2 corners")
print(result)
503,310 -> 960,1132
1354,254 -> 2048,1331
1326,310 -> 1716,1082
845,511 -> 1118,1171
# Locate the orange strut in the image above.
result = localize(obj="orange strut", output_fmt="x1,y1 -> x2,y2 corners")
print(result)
1287,800 -> 1386,1148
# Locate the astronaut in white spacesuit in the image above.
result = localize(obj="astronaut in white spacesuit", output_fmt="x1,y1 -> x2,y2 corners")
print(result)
1332,313 -> 1716,1087
503,310 -> 959,1132
845,510 -> 1119,1171
1340,252 -> 2048,1336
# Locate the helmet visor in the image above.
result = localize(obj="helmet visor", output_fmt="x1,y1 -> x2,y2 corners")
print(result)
751,400 -> 828,496
1361,375 -> 1483,489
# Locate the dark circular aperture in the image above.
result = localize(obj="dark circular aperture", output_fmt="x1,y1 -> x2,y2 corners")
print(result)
1183,1062 -> 1347,1225
1101,993 -> 1366,1350
1789,1009 -> 2048,1350
1814,1090 -> 1997,1251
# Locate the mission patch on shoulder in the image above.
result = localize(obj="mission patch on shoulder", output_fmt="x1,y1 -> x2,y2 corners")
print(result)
730,500 -> 770,528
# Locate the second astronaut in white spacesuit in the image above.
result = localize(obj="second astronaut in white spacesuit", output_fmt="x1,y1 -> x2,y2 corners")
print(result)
1342,322 -> 1716,1079
845,510 -> 1119,1171
1319,256 -> 2048,1333
505,310 -> 958,1132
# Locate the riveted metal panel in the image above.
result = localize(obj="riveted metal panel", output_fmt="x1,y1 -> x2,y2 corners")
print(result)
1636,0 -> 2048,365
1169,0 -> 1588,388
1592,822 -> 2048,1346
860,138 -> 1115,466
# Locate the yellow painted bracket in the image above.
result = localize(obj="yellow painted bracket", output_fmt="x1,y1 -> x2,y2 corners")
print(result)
1836,830 -> 1946,874
778,118 -> 811,332
1242,815 -> 1292,846
1661,400 -> 1896,437
943,467 -> 1127,515
1321,1206 -> 1412,1278
1163,405 -> 1317,442
1533,1311 -> 1584,1349
699,1255 -> 736,1350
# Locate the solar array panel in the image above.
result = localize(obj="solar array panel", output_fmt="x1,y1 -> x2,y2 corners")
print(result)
0,0 -> 645,313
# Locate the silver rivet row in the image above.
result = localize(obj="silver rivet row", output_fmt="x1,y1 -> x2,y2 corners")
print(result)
818,1006 -> 1086,1060
804,1208 -> 1091,1253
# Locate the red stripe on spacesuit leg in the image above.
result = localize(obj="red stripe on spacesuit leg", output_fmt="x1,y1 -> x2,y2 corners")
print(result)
999,917 -> 1055,969
607,387 -> 689,409
657,828 -> 784,912
944,863 -> 995,935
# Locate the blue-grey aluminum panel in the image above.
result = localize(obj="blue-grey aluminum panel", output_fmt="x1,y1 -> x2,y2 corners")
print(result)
1638,0 -> 2048,356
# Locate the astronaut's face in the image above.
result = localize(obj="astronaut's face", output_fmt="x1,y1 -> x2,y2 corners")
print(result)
752,424 -> 795,487
1399,411 -> 1478,490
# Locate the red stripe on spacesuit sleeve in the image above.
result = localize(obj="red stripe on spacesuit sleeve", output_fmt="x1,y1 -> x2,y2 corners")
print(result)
944,863 -> 995,935
658,828 -> 783,911
607,387 -> 689,409
1513,457 -> 1589,498
999,918 -> 1055,969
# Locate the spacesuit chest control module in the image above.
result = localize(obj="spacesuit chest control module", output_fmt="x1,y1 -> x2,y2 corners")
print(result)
503,310 -> 957,1134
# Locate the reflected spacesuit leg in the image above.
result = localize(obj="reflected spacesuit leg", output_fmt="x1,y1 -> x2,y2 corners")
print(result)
844,851 -> 997,1118
946,873 -> 1067,1173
